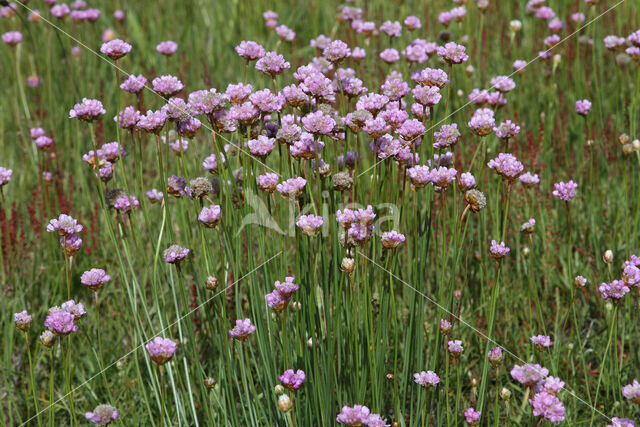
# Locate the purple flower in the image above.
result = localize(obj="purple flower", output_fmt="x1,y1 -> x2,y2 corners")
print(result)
535,6 -> 555,20
433,123 -> 461,148
60,233 -> 83,256
575,99 -> 592,116
2,31 -> 22,46
407,165 -> 431,188
146,337 -> 177,365
437,42 -> 469,64
488,347 -> 503,367
464,407 -> 481,426
490,75 -> 516,93
120,74 -> 147,94
429,166 -> 457,190
489,240 -> 510,259
152,75 -> 184,98
198,205 -> 221,228
604,35 -> 626,50
30,128 -> 46,139
448,339 -> 464,357
188,89 -> 226,115
235,41 -> 265,60
412,85 -> 441,106
274,277 -> 299,298
323,40 -> 351,63
81,268 -> 111,291
156,40 -> 178,56
85,404 -> 118,425
513,60 -> 527,72
50,4 -> 71,19
519,172 -> 540,187
381,78 -> 409,102
136,110 -> 167,134
510,363 -> 549,386
599,280 -> 630,300
487,153 -> 524,180
494,120 -> 520,141
163,244 -> 189,264
531,335 -> 552,350
14,310 -> 32,331
100,39 -> 132,60
265,289 -> 290,312
336,405 -> 370,425
275,25 -> 296,41
440,319 -> 452,335
379,48 -> 400,64
413,68 -> 449,88
404,16 -> 421,30
35,136 -> 53,151
257,173 -> 279,193
255,51 -> 290,76
101,142 -> 126,162
356,93 -> 389,114
414,370 -> 440,388
458,172 -> 476,191
468,108 -> 496,136
115,106 -> 141,129
380,20 -> 402,37
247,135 -> 276,158
114,10 -> 125,21
0,167 -> 12,187
381,231 -> 406,249
352,47 -> 366,60
44,310 -> 78,336
296,215 -> 324,236
438,11 -> 452,26
363,119 -> 391,140
276,177 -> 306,199
551,180 -> 578,201
146,189 -> 164,203
279,369 -> 305,390
541,376 -> 565,395
228,102 -> 258,124
530,391 -> 565,424
622,379 -> 640,404
61,300 -> 86,320
69,98 -> 106,121
47,214 -> 83,236
398,119 -> 425,142
114,195 -> 139,213
228,318 -> 256,340
302,111 -> 336,135
607,418 -> 636,427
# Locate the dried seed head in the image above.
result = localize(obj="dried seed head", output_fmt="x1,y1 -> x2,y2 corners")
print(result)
332,171 -> 353,191
464,189 -> 486,212
277,394 -> 293,412
190,177 -> 213,198
341,257 -> 355,273
619,133 -> 630,145
205,276 -> 218,290
204,377 -> 217,388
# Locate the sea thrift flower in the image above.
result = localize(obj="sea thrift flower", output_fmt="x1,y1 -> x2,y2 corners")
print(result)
511,363 -> 549,386
407,165 -> 431,188
30,128 -> 46,139
296,215 -> 324,236
35,136 -> 53,150
398,119 -> 425,142
120,74 -> 147,94
152,75 -> 184,98
80,268 -> 111,291
248,135 -> 276,158
265,289 -> 289,312
380,20 -> 402,37
255,51 -> 290,76
488,347 -> 503,367
163,245 -> 189,264
40,330 -> 56,347
489,240 -> 510,259
468,108 -> 496,136
607,418 -> 636,427
541,377 -> 565,395
575,99 -> 592,116
437,42 -> 469,64
622,379 -> 640,404
490,76 -> 516,93
371,226 -> 403,248
487,153 -> 524,180
0,167 -> 12,187
599,280 -> 630,300
458,172 -> 476,190
156,40 -> 178,56
115,106 -> 140,129
60,234 -> 83,256
146,189 -> 163,203
302,111 -> 336,135
519,172 -> 540,187
198,205 -> 222,228
228,318 -> 256,340
44,310 -> 78,336
61,300 -> 86,320
47,214 -> 83,236
336,405 -> 370,425
429,167 -> 457,190
530,392 -> 565,424
494,120 -> 520,141
404,16 -> 421,30
276,177 -> 306,199
85,404 -> 119,425
69,98 -> 106,121
2,31 -> 22,46
412,85 -> 441,106
114,195 -> 139,213
114,10 -> 125,21
464,408 -> 481,426
356,93 -> 389,114
414,371 -> 440,388
521,218 -> 536,234
235,41 -> 265,60
274,277 -> 299,298
100,39 -> 132,60
51,4 -> 71,19
145,337 -> 177,365
433,123 -> 461,148
14,310 -> 32,331
280,369 -> 306,390
531,335 -> 552,350
257,173 -> 278,193
448,340 -> 464,358
574,275 -> 587,289
551,180 -> 578,201
137,110 -> 167,133
323,40 -> 351,63
250,89 -> 284,113
379,48 -> 400,64
513,59 -> 527,72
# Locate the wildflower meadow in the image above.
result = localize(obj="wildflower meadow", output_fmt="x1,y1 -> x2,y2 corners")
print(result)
2,0 -> 640,425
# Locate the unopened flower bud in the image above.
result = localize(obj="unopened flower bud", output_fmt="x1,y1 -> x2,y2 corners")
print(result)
523,247 -> 530,256
274,384 -> 285,395
603,249 -> 613,264
386,373 -> 394,381
341,257 -> 355,273
619,133 -> 630,145
204,377 -> 217,389
307,337 -> 313,347
509,20 -> 522,32
205,276 -> 218,290
574,275 -> 587,289
465,65 -> 474,77
277,394 -> 293,412
622,144 -> 634,155
632,139 -> 640,150
40,330 -> 56,347
471,377 -> 479,388
500,387 -> 512,400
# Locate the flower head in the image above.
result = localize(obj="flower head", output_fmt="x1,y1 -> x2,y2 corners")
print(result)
156,40 -> 178,56
296,215 -> 324,236
198,205 -> 222,228
14,310 -> 32,331
279,369 -> 306,390
163,244 -> 190,264
599,280 -> 630,300
531,335 -> 552,350
414,370 -> 440,388
530,391 -> 565,424
575,99 -> 592,116
81,268 -> 111,291
437,42 -> 469,64
146,337 -> 177,365
235,41 -> 265,60
489,240 -> 510,259
2,31 -> 22,46
487,153 -> 524,180
152,75 -> 184,98
551,180 -> 578,201
120,74 -> 147,94
47,214 -> 83,236
228,318 -> 256,340
464,408 -> 481,426
100,39 -> 132,60
85,404 -> 119,426
69,98 -> 106,121
44,310 -> 78,336
622,379 -> 640,404
510,363 -> 549,386
255,51 -> 290,76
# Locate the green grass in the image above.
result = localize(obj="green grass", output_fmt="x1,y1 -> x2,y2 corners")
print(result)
1,0 -> 640,425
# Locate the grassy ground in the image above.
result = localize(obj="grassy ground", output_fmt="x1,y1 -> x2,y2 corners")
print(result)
1,0 -> 640,425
